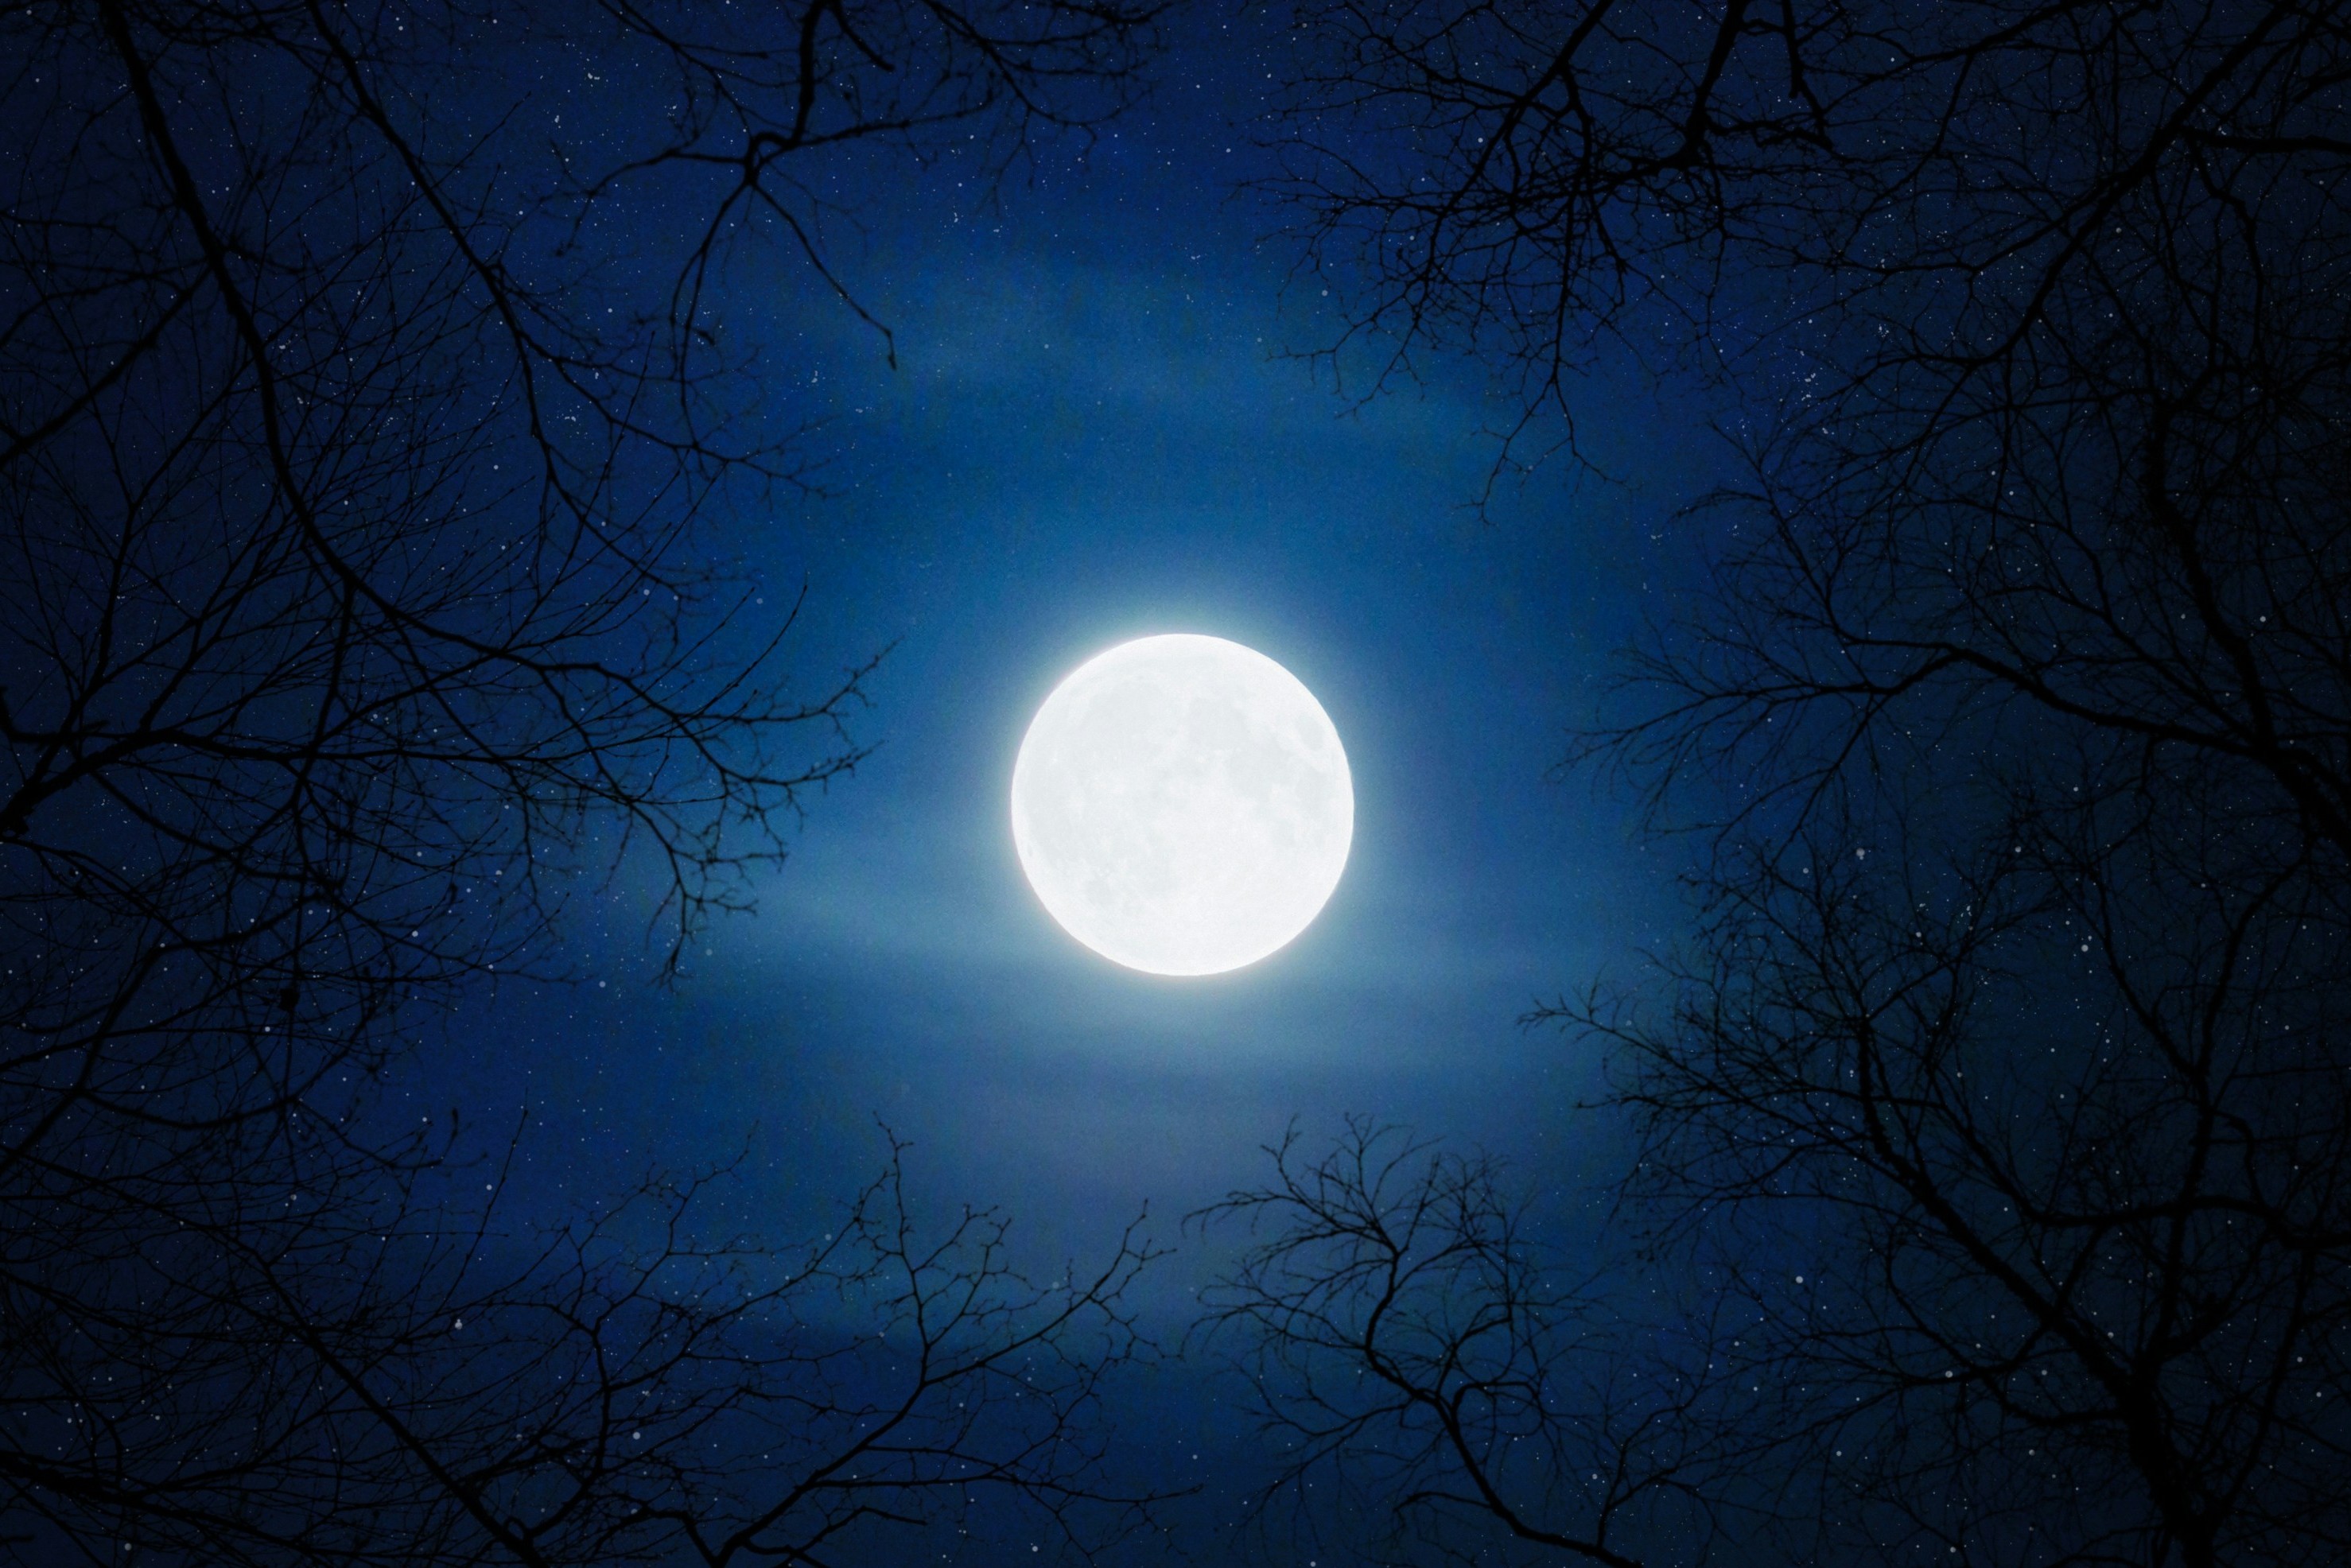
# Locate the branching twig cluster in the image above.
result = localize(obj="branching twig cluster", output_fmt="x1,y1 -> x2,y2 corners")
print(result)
1258,5 -> 2351,1564
2,1 -> 1158,1561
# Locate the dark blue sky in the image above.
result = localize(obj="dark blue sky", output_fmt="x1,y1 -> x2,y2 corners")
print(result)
14,6 -> 2328,1566
428,7 -> 1733,1522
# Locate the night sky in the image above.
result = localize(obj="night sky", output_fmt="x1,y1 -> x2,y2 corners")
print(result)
460,25 -> 1701,1281
410,14 -> 1720,1533
25,4 -> 2334,1563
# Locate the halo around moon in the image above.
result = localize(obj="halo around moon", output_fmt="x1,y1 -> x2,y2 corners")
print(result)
1010,634 -> 1354,976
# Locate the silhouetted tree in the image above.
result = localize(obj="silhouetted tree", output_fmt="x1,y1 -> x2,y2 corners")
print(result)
2,0 -> 1156,1560
1196,1121 -> 1742,1568
10,1131 -> 1162,1566
1258,2 -> 2351,1564
1544,803 -> 2351,1566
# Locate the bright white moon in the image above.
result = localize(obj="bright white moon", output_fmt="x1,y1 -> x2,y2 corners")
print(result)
1011,634 -> 1353,976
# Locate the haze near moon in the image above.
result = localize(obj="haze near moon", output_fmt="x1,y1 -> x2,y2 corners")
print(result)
1011,635 -> 1354,976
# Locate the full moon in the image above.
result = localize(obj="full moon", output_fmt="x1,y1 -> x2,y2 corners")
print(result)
1010,634 -> 1354,976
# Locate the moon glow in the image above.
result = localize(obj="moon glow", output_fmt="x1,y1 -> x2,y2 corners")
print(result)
1011,635 -> 1354,976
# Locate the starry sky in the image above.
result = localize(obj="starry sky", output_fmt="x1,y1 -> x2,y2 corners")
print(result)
16,6 -> 2342,1564
419,5 -> 1731,1530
